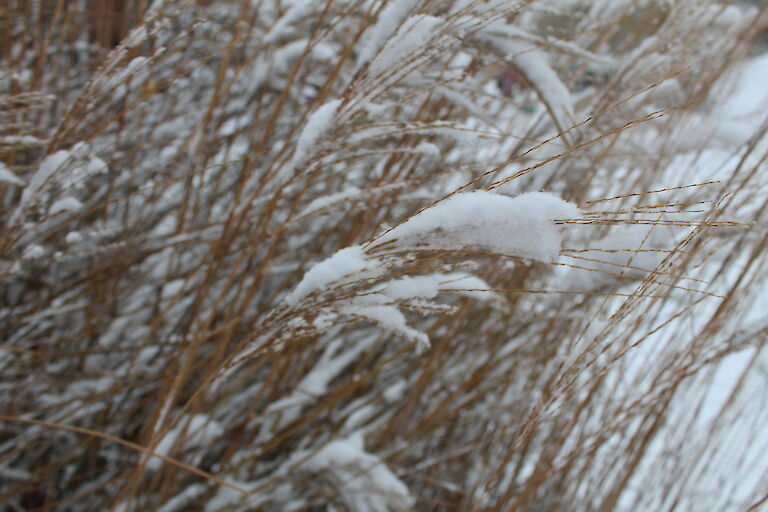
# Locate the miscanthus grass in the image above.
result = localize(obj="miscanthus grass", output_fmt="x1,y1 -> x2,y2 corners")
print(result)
1,0 -> 768,510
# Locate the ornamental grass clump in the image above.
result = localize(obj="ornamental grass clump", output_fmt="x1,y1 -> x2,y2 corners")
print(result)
1,1 -> 768,510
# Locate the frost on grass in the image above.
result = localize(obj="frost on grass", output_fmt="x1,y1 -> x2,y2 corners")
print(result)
374,191 -> 580,262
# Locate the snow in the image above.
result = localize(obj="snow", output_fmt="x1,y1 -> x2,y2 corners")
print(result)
298,186 -> 361,217
356,0 -> 419,70
381,275 -> 440,300
436,272 -> 502,302
562,225 -> 674,291
285,245 -> 373,305
5,3 -> 767,510
147,414 -> 224,471
84,157 -> 108,177
161,279 -> 185,300
296,433 -> 415,512
65,231 -> 83,244
18,150 -> 70,210
373,191 -> 580,262
290,99 -> 341,169
588,0 -> 634,20
124,26 -> 148,48
0,135 -> 45,146
341,304 -> 430,350
0,162 -> 24,186
383,379 -> 408,403
105,57 -> 149,91
22,244 -> 46,260
261,339 -> 374,433
203,480 -> 261,512
415,141 -> 440,158
362,101 -> 392,117
49,196 -> 83,215
273,40 -> 339,74
264,1 -> 312,43
719,52 -> 768,127
158,484 -> 205,512
369,15 -> 444,78
506,40 -> 575,135
705,4 -> 750,29
468,21 -> 576,137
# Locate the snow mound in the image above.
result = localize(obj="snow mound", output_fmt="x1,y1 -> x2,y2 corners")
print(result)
375,191 -> 580,262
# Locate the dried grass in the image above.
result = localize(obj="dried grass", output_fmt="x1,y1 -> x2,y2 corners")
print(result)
1,0 -> 767,510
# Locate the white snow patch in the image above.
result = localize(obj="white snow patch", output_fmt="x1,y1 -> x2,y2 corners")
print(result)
265,1 -> 312,43
0,162 -> 24,186
22,244 -> 46,260
369,15 -> 444,79
299,186 -> 361,217
383,379 -> 408,403
49,196 -> 83,215
374,191 -> 580,262
262,339 -> 373,434
436,272 -> 503,302
21,150 -> 70,203
290,99 -> 341,169
342,304 -> 430,349
296,433 -> 415,512
470,24 -> 575,136
147,414 -> 224,471
357,0 -> 419,70
562,224 -> 674,291
285,245 -> 373,305
124,26 -> 148,48
65,231 -> 83,244
381,275 -> 440,300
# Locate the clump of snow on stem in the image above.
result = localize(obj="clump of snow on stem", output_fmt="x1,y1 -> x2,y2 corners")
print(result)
0,162 -> 24,186
356,0 -> 419,70
298,186 -> 361,217
13,150 -> 70,218
342,303 -> 430,350
380,275 -> 440,300
289,99 -> 341,170
374,191 -> 580,262
369,14 -> 444,78
285,245 -> 374,305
